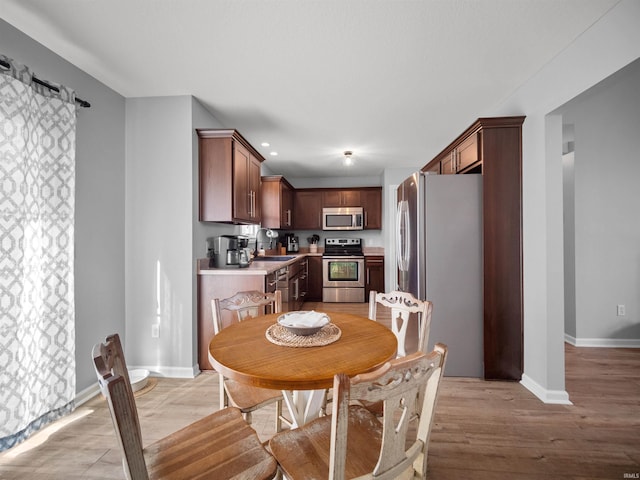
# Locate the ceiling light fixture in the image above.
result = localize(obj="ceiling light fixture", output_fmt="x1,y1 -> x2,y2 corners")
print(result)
270,151 -> 278,156
261,142 -> 270,147
343,150 -> 353,166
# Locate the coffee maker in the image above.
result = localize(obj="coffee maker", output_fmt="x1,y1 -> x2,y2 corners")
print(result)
283,233 -> 299,253
209,235 -> 251,268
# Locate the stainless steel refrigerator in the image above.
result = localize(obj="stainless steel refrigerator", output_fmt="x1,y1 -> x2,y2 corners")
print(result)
397,172 -> 483,377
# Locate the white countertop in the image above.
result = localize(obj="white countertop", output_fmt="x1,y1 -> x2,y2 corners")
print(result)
197,254 -> 312,275
197,248 -> 384,276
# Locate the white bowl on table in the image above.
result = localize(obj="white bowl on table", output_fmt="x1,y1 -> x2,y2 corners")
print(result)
277,311 -> 330,336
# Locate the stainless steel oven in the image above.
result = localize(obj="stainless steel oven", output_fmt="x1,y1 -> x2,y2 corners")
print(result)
322,237 -> 365,303
322,256 -> 365,302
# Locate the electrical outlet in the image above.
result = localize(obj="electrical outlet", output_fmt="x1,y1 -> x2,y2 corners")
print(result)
617,304 -> 626,317
151,324 -> 160,338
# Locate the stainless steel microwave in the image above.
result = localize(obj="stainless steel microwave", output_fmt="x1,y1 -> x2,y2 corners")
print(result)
322,207 -> 364,231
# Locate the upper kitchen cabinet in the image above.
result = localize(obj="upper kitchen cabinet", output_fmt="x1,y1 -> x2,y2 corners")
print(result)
291,186 -> 383,230
423,161 -> 440,175
322,189 -> 361,207
360,187 -> 382,229
197,129 -> 264,224
432,131 -> 482,175
261,175 -> 294,229
293,189 -> 323,230
422,116 -> 525,381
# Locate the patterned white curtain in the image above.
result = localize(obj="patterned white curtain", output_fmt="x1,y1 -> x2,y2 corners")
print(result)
0,55 -> 76,451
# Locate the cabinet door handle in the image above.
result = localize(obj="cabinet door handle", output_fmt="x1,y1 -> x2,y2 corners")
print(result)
364,211 -> 368,227
286,209 -> 291,226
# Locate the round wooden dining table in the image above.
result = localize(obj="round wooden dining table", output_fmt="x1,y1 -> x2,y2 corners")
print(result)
208,311 -> 397,426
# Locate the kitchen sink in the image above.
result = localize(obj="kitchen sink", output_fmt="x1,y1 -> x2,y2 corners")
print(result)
253,255 -> 296,262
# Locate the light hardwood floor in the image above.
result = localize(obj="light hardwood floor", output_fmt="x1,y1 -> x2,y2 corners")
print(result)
1,302 -> 638,479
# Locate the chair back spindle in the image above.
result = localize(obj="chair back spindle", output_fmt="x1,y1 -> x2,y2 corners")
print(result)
369,290 -> 433,357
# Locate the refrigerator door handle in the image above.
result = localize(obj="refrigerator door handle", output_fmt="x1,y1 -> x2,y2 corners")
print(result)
396,201 -> 403,272
396,200 -> 410,273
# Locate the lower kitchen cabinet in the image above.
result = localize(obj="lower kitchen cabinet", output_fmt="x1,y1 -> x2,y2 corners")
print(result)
279,257 -> 307,312
365,256 -> 385,299
306,256 -> 323,302
298,257 -> 309,306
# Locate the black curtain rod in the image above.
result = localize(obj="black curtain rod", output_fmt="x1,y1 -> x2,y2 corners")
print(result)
0,59 -> 91,108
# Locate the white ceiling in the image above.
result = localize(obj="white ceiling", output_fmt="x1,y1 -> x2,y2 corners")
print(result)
0,0 -> 619,179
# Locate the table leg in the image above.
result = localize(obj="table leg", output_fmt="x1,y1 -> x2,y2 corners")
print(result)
281,389 -> 325,428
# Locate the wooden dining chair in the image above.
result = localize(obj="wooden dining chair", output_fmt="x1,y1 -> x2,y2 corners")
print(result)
369,290 -> 433,357
269,344 -> 448,480
212,289 -> 289,432
321,290 -> 434,417
92,333 -> 277,480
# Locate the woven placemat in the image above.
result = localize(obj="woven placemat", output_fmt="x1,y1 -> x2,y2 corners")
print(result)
266,323 -> 341,347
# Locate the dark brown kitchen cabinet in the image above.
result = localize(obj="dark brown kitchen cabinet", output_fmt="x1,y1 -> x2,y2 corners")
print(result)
360,187 -> 382,229
233,142 -> 262,222
298,257 -> 309,305
282,257 -> 306,312
261,176 -> 294,229
289,186 -> 382,230
306,255 -> 323,301
293,189 -> 323,230
437,131 -> 482,175
365,256 -> 385,299
197,129 -> 264,224
424,161 -> 440,174
422,116 -> 525,381
322,189 -> 361,207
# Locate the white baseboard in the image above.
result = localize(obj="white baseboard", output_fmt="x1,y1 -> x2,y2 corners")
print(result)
75,383 -> 101,406
520,374 -> 572,405
75,364 -> 201,406
128,364 -> 201,379
564,334 -> 640,348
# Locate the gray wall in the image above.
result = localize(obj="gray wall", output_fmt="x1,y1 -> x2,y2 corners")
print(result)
124,96 -> 194,374
559,59 -> 640,343
0,19 -> 126,395
489,0 -> 640,401
124,96 -> 237,375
